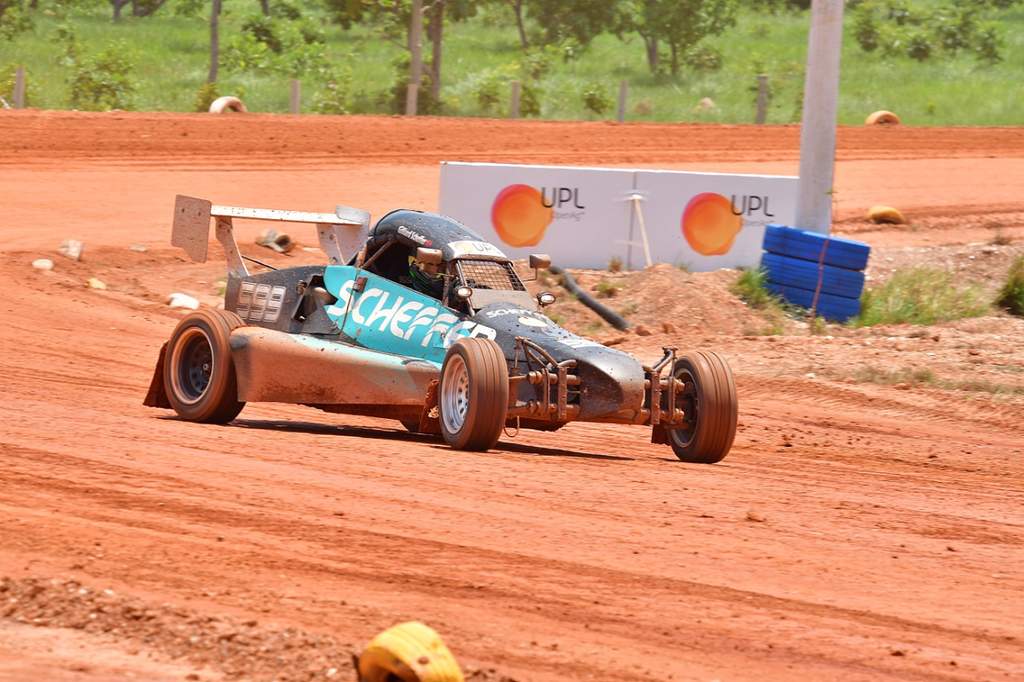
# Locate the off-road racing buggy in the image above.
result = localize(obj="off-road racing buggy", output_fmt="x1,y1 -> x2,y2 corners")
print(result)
145,195 -> 738,462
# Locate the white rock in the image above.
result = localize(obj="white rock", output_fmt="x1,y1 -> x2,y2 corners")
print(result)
167,293 -> 200,310
87,277 -> 107,290
129,243 -> 148,253
58,239 -> 84,261
32,258 -> 54,271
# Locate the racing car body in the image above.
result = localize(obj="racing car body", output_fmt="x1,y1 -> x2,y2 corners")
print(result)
145,195 -> 738,461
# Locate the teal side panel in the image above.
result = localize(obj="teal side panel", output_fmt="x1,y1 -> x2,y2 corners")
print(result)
323,266 -> 495,366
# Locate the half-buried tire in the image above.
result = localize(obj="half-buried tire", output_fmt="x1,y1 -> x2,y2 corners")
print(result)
163,309 -> 245,424
668,351 -> 737,463
438,338 -> 509,451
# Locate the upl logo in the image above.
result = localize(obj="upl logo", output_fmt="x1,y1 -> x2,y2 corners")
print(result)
682,192 -> 776,256
491,183 -> 581,247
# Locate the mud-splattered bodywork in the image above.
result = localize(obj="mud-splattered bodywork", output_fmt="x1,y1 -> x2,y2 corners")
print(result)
147,203 -> 680,433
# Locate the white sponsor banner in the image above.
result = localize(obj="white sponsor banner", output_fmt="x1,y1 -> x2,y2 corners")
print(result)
438,161 -> 801,271
635,169 -> 800,271
439,162 -> 634,269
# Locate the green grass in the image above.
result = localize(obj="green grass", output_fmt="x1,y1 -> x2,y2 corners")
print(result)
2,2 -> 1023,123
732,267 -> 781,310
732,267 -> 789,335
594,279 -> 624,299
854,267 -> 990,327
852,365 -> 936,386
996,255 -> 1024,316
848,364 -> 1024,395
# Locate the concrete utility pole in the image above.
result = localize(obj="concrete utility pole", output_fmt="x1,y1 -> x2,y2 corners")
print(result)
794,0 -> 845,234
406,0 -> 423,116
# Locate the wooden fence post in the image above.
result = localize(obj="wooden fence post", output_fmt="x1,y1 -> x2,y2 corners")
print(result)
755,74 -> 769,124
617,80 -> 628,123
509,80 -> 521,119
289,79 -> 301,114
13,67 -> 26,109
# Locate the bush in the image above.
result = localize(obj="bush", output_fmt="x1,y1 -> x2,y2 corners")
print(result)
581,83 -> 611,116
387,56 -> 441,115
0,1 -> 32,40
519,81 -> 541,117
854,9 -> 880,51
855,267 -> 989,326
474,74 -> 502,114
68,42 -> 136,111
685,45 -> 723,72
193,81 -> 218,112
313,68 -> 352,115
906,31 -> 933,61
731,268 -> 782,310
995,256 -> 1024,316
594,279 -> 623,298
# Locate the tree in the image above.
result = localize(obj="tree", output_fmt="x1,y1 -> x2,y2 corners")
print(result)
522,0 -> 617,50
324,0 -> 479,109
506,0 -> 527,48
616,0 -> 737,76
110,0 -> 129,21
208,0 -> 220,83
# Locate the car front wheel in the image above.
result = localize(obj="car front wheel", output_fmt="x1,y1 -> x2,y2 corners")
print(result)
438,338 -> 509,451
667,351 -> 737,463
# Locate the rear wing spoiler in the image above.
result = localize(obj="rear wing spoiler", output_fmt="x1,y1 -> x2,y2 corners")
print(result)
172,194 -> 370,278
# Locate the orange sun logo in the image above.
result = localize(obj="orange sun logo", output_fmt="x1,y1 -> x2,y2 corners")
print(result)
491,184 -> 554,247
681,193 -> 743,256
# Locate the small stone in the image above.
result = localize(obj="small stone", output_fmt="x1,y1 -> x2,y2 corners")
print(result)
745,510 -> 766,523
129,244 -> 148,253
605,336 -> 628,346
87,277 -> 107,290
58,239 -> 85,261
167,293 -> 200,310
634,324 -> 652,337
32,258 -> 54,271
805,372 -> 816,379
661,322 -> 677,334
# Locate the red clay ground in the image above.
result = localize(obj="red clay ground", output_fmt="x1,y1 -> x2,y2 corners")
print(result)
1,112 -> 1023,682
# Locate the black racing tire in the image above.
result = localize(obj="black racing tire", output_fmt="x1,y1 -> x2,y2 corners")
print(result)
438,338 -> 509,451
162,309 -> 245,424
667,351 -> 737,464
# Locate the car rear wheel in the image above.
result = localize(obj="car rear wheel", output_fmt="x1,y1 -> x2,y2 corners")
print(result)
438,338 -> 508,451
163,309 -> 245,424
667,351 -> 737,463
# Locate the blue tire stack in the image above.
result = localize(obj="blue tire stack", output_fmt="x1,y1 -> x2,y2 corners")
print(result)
760,224 -> 871,323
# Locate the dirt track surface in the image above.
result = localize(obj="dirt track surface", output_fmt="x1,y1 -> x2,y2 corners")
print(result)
2,112 -> 1023,681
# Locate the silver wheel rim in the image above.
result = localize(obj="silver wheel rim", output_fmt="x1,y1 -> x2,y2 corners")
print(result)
441,354 -> 470,434
170,327 -> 215,406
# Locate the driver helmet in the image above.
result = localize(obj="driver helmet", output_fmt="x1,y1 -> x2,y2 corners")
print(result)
408,258 -> 445,298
